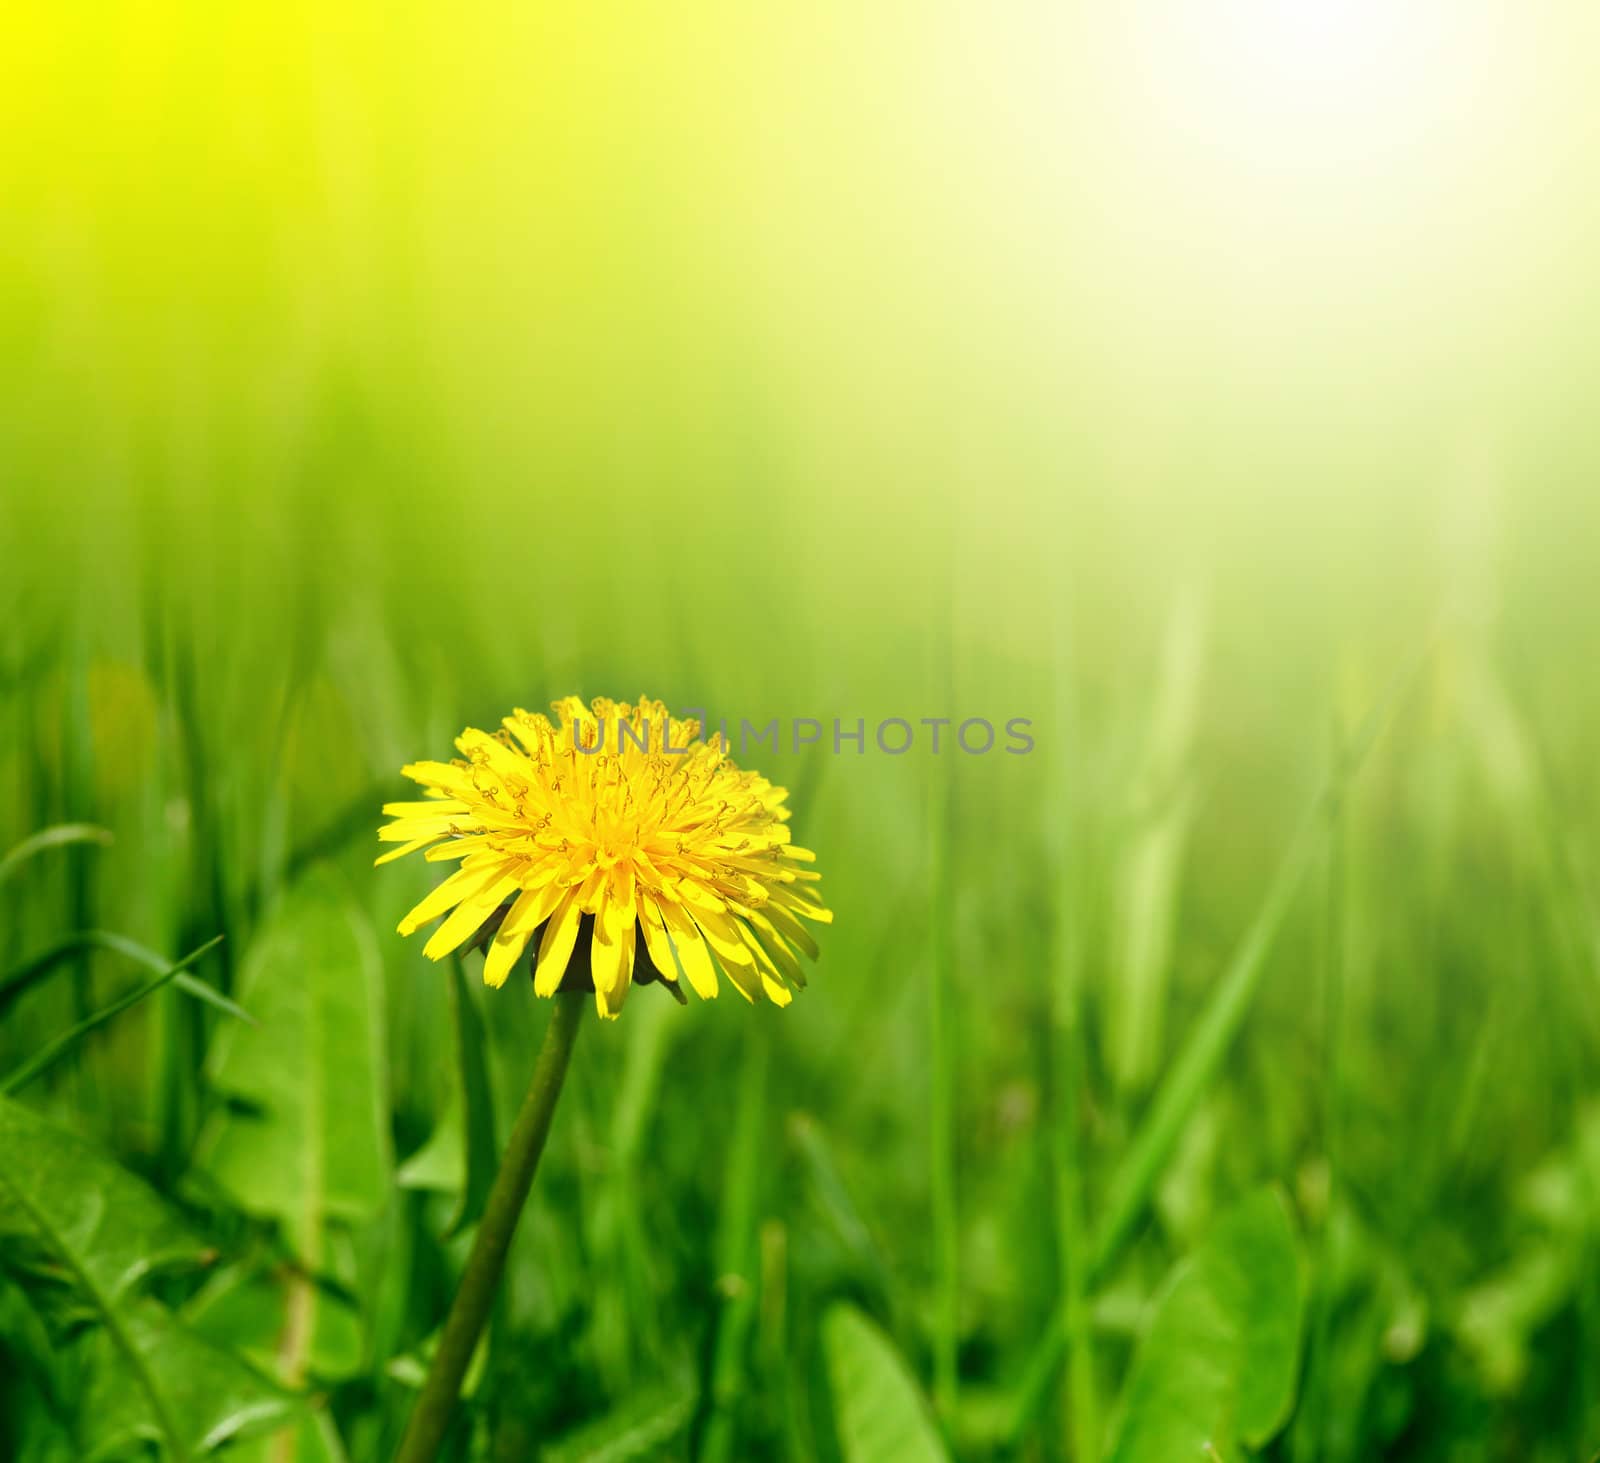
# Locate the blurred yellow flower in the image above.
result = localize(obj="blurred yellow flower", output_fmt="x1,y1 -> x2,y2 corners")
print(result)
379,696 -> 830,1018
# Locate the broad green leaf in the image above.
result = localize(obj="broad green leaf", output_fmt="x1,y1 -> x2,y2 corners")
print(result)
75,1303 -> 296,1461
193,868 -> 391,1391
822,1303 -> 949,1463
0,1096 -> 206,1310
185,1262 -> 364,1385
1108,1187 -> 1305,1463
395,1092 -> 466,1193
197,867 -> 392,1250
211,1410 -> 349,1463
0,1096 -> 293,1461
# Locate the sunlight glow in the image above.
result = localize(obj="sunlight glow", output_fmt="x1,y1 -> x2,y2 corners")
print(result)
1132,0 -> 1496,173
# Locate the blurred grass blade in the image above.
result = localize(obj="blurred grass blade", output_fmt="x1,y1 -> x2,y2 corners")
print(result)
542,1367 -> 698,1463
0,929 -> 254,1025
1090,807 -> 1319,1278
1107,1187 -> 1305,1461
1010,646 -> 1428,1442
1296,713 -> 1354,1462
823,1302 -> 950,1463
922,579 -> 961,1423
1106,586 -> 1206,1095
926,727 -> 959,1418
1049,587 -> 1099,1462
1,936 -> 225,1096
0,822 -> 113,887
287,783 -> 393,881
588,987 -> 680,1378
1141,647 -> 1419,1219
1010,806 -> 1319,1439
700,1023 -> 770,1463
400,953 -> 505,1222
789,1111 -> 896,1310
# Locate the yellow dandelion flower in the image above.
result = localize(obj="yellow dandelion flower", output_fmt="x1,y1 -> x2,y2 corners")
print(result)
379,695 -> 831,1019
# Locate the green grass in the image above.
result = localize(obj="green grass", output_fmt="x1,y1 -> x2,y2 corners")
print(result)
3,559 -> 1598,1460
5,7 -> 1600,1454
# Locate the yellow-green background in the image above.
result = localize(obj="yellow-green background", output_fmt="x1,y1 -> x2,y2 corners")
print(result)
4,3 -> 1600,1459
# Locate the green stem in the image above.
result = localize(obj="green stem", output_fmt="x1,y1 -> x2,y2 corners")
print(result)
396,990 -> 586,1463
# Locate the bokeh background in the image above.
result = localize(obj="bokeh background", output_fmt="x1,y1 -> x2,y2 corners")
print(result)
4,2 -> 1600,1459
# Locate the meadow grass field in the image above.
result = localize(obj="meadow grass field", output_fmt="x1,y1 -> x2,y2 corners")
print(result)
5,4 -> 1600,1460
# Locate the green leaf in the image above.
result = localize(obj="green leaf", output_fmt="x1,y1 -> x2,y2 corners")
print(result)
192,868 -> 392,1392
0,1096 -> 206,1309
822,1303 -> 949,1463
394,1094 -> 466,1193
185,1261 -> 365,1385
76,1303 -> 296,1460
196,867 -> 393,1248
1108,1187 -> 1305,1463
0,1096 -> 293,1461
202,1409 -> 349,1463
